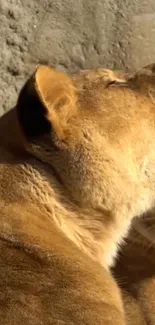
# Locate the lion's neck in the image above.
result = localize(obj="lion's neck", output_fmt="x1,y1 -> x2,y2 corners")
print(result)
0,148 -> 131,269
16,161 -> 130,269
49,203 -> 131,269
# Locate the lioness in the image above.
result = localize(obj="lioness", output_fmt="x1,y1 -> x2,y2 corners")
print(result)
0,63 -> 155,324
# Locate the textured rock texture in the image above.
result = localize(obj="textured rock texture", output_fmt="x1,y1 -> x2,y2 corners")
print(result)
0,0 -> 155,114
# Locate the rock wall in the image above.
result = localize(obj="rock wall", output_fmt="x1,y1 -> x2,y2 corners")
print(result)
0,0 -> 155,115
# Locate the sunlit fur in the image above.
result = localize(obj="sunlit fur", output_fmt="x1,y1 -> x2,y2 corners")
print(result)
1,63 -> 155,324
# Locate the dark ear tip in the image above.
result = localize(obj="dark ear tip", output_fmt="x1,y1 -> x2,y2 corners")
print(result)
16,74 -> 51,139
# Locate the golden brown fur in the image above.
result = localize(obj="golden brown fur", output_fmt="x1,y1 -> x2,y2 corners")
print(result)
1,63 -> 155,324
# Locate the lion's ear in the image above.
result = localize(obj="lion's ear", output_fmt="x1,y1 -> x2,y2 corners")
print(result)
17,65 -> 77,140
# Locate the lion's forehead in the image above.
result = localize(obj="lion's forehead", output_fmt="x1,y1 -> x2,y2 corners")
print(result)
72,63 -> 155,92
72,68 -> 127,85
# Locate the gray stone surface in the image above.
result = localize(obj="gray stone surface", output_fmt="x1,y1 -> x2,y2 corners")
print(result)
0,0 -> 155,115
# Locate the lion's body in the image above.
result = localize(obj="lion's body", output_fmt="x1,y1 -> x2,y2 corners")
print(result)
1,64 -> 155,324
0,191 -> 123,325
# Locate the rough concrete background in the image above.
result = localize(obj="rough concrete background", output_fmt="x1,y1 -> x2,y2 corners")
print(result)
0,0 -> 155,115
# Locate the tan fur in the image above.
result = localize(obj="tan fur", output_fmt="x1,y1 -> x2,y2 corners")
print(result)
1,63 -> 155,324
